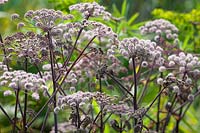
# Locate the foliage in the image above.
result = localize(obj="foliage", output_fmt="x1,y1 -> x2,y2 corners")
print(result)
0,0 -> 51,34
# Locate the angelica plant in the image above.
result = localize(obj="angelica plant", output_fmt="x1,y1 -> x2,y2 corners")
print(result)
0,2 -> 200,133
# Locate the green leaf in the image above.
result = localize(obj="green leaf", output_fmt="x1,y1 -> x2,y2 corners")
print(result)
128,13 -> 139,25
112,4 -> 121,17
121,0 -> 127,16
182,35 -> 191,50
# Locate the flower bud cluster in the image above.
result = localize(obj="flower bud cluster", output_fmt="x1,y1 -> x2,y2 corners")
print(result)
0,62 -> 9,71
73,57 -> 94,82
42,63 -> 62,71
57,91 -> 94,109
119,37 -> 164,65
12,9 -> 73,31
73,48 -> 122,83
69,2 -> 111,20
139,19 -> 179,42
4,32 -> 49,63
162,75 -> 194,103
105,104 -> 129,115
0,70 -> 48,100
52,22 -> 81,40
167,52 -> 200,73
93,92 -> 116,106
85,21 -> 118,41
128,107 -> 146,119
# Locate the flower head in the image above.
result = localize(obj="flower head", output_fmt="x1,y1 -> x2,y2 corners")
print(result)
69,2 -> 111,20
119,37 -> 164,66
0,70 -> 48,100
140,19 -> 179,42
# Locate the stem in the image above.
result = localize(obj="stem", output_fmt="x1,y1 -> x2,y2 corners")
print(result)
120,114 -> 122,133
173,90 -> 200,113
18,99 -> 24,118
145,114 -> 157,124
103,113 -> 112,125
34,63 -> 43,78
129,59 -> 143,91
156,73 -> 163,132
145,87 -> 166,114
99,77 -> 103,133
175,108 -> 182,133
76,104 -> 81,129
26,86 -> 60,128
13,89 -> 20,133
27,36 -> 96,129
63,28 -> 83,68
89,107 -> 104,133
0,105 -> 20,130
106,72 -> 134,98
173,93 -> 199,132
0,34 -> 10,71
173,71 -> 187,132
62,15 -> 90,69
138,59 -> 155,104
23,57 -> 28,133
179,102 -> 192,119
132,57 -> 137,110
47,31 -> 58,133
41,107 -> 50,133
132,57 -> 137,132
162,94 -> 177,133
57,36 -> 96,87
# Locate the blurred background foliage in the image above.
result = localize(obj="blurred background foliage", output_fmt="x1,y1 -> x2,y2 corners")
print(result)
0,0 -> 52,35
0,0 -> 200,132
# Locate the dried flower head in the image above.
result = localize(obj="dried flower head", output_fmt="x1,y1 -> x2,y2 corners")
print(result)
163,75 -> 193,103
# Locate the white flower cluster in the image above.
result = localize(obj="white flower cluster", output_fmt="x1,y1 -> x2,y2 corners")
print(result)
139,19 -> 179,42
167,52 -> 200,73
12,9 -> 74,31
84,21 -> 118,41
4,32 -> 49,63
0,62 -> 9,71
42,63 -> 63,71
105,104 -> 130,115
57,91 -> 94,109
0,70 -> 48,100
69,2 -> 111,20
119,37 -> 164,66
